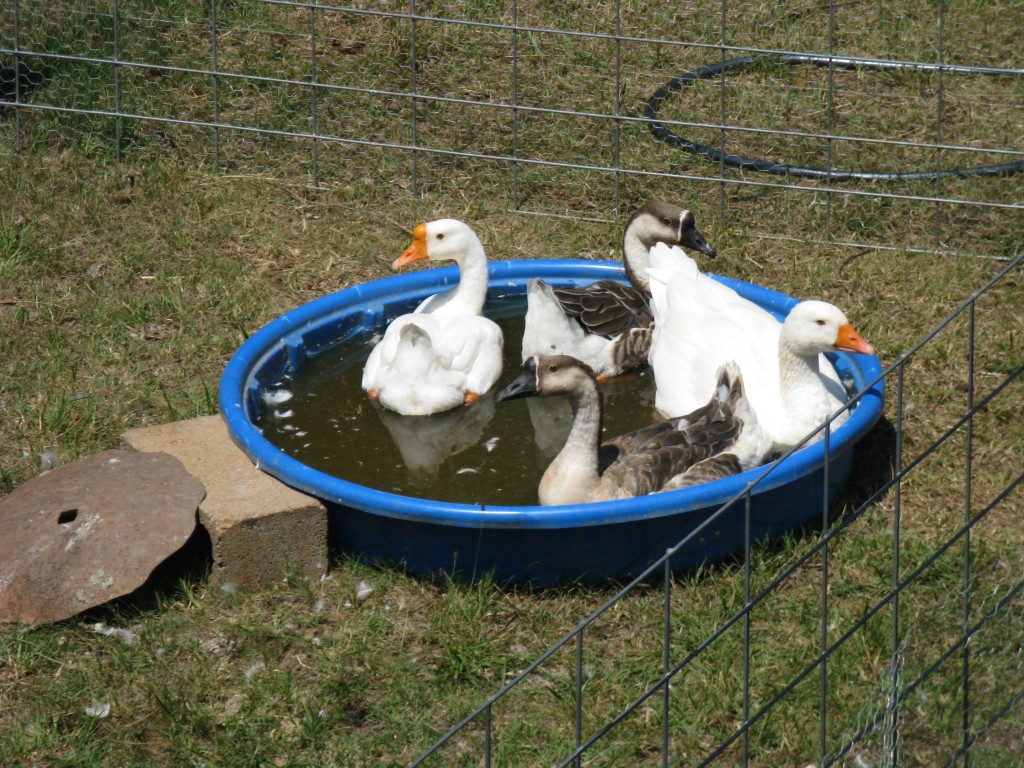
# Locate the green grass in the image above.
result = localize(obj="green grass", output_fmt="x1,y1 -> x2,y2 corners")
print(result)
2,0 -> 1023,765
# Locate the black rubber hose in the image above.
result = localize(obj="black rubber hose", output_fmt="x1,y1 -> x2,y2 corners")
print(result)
643,54 -> 1024,182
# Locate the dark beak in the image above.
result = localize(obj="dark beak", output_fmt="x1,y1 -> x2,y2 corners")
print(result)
495,358 -> 539,403
682,223 -> 717,258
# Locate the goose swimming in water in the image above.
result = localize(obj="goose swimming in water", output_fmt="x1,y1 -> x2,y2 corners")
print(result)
495,354 -> 772,506
361,219 -> 504,416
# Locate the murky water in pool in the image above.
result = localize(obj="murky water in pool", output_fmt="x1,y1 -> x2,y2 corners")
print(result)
257,310 -> 660,507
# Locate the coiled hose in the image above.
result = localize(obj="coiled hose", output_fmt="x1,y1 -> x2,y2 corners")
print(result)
644,54 -> 1024,182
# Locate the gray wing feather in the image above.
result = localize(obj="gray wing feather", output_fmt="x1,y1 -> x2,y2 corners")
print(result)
552,280 -> 653,339
599,362 -> 753,495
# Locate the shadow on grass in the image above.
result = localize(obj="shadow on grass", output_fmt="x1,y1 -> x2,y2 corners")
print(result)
841,415 -> 898,519
80,519 -> 214,624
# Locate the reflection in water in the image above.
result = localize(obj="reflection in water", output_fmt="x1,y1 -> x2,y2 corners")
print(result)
526,397 -> 572,462
257,306 -> 660,506
375,396 -> 497,480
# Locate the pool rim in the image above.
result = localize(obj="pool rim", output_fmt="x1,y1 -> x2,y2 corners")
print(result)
218,258 -> 885,530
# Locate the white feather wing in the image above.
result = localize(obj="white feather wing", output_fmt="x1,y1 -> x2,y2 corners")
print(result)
362,313 -> 503,416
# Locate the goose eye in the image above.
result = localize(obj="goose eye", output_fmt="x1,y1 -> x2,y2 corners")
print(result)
661,218 -> 672,226
435,233 -> 445,240
815,319 -> 827,326
547,363 -> 559,373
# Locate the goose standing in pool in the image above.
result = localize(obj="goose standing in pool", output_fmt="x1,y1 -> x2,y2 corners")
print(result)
521,201 -> 717,378
495,355 -> 772,506
361,219 -> 503,416
647,260 -> 875,452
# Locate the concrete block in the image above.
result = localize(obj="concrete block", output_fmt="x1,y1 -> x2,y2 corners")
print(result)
122,415 -> 328,590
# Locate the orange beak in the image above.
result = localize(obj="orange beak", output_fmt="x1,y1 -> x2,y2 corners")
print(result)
392,223 -> 429,269
834,322 -> 875,356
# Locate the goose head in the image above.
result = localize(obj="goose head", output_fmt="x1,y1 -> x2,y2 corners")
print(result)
623,201 -> 716,292
781,300 -> 875,358
627,200 -> 717,259
393,218 -> 484,269
495,355 -> 599,403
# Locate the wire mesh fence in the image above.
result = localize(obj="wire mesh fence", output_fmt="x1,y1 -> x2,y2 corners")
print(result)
2,0 -> 1022,257
406,252 -> 1023,766
3,1 -> 1022,764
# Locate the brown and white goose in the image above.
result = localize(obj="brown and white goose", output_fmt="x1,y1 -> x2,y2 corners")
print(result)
494,355 -> 771,506
520,201 -> 716,378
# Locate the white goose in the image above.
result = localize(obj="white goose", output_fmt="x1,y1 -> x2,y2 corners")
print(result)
647,254 -> 875,451
361,219 -> 503,416
495,355 -> 772,506
521,201 -> 717,378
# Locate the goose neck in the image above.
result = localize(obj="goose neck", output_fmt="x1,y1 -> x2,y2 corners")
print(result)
622,227 -> 652,295
547,381 -> 604,486
777,343 -> 830,415
450,241 -> 489,314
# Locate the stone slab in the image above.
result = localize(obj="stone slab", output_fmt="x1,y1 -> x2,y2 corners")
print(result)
122,415 -> 327,589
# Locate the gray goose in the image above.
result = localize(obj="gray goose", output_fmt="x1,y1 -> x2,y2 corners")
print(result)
495,355 -> 771,506
520,201 -> 717,379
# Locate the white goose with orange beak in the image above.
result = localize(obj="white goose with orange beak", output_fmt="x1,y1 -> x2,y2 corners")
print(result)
361,219 -> 504,416
647,256 -> 876,452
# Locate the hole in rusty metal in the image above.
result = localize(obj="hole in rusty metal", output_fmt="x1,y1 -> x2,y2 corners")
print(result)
57,509 -> 78,524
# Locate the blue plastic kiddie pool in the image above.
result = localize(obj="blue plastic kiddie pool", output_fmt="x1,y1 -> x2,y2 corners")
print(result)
219,259 -> 884,586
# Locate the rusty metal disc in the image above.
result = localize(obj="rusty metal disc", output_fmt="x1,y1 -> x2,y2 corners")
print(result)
0,450 -> 206,625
